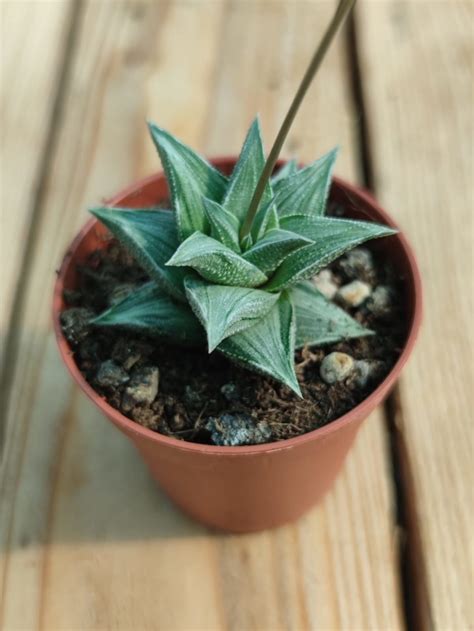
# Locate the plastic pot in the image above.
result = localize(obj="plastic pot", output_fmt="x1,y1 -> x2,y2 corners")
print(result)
53,158 -> 422,533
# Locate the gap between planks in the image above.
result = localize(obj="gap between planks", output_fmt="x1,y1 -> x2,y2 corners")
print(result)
0,0 -> 84,453
347,10 -> 431,631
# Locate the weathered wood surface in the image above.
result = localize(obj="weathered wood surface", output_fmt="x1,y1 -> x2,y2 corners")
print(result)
357,1 -> 473,628
0,0 -> 74,371
0,0 -> 470,629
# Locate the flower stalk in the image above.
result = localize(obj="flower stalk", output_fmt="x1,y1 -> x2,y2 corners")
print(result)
239,0 -> 357,241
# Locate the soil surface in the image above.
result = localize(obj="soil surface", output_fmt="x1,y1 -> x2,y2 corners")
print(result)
60,211 -> 407,445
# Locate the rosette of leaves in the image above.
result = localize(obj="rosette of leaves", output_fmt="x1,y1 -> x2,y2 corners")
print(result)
90,119 -> 395,396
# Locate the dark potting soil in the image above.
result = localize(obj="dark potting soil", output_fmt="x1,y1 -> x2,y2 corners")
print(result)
60,216 -> 407,445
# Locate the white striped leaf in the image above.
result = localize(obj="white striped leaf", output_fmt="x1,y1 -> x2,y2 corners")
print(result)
219,292 -> 301,396
167,232 -> 268,287
92,282 -> 204,346
291,282 -> 373,348
271,159 -> 298,189
223,117 -> 278,235
90,207 -> 186,300
265,215 -> 397,292
148,122 -> 228,240
274,148 -> 338,218
250,194 -> 280,242
243,228 -> 313,274
185,277 -> 280,351
203,198 -> 240,253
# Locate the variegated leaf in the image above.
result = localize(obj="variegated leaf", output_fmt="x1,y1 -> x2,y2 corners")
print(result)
219,292 -> 301,396
240,233 -> 254,251
291,282 -> 373,348
90,207 -> 186,300
243,229 -> 313,274
184,276 -> 280,351
222,117 -> 278,233
148,122 -> 227,240
265,215 -> 397,292
167,232 -> 268,287
92,282 -> 204,346
250,194 -> 280,242
275,148 -> 338,218
203,198 -> 240,253
271,159 -> 298,188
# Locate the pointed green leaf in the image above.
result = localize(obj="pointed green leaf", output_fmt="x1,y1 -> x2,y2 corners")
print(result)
184,277 -> 280,352
222,117 -> 275,225
250,195 -> 279,242
92,282 -> 204,346
292,282 -> 373,348
275,148 -> 338,218
271,159 -> 298,188
243,229 -> 313,274
203,198 -> 240,253
90,207 -> 186,300
240,233 -> 254,251
219,292 -> 301,396
167,232 -> 268,287
148,122 -> 228,240
265,215 -> 397,292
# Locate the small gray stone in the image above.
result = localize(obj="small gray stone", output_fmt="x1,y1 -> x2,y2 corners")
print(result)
205,414 -> 271,446
340,247 -> 374,279
184,385 -> 202,407
366,285 -> 393,316
312,269 -> 338,299
337,280 -> 372,308
170,412 -> 186,432
60,307 -> 94,345
122,366 -> 159,410
353,359 -> 385,388
220,382 -> 241,402
320,352 -> 355,384
96,360 -> 130,388
111,338 -> 150,370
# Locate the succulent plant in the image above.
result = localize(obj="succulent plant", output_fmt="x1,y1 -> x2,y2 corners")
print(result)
90,119 -> 395,395
88,0 -> 394,396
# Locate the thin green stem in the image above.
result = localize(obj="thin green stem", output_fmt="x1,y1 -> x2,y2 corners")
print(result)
240,0 -> 357,240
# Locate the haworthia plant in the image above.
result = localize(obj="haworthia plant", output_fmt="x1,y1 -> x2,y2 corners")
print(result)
89,0 -> 393,396
90,120 -> 396,395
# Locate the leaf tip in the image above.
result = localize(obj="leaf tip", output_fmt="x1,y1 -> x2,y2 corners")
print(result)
164,254 -> 177,267
89,206 -> 117,226
288,376 -> 303,398
89,206 -> 107,219
89,311 -> 107,327
207,336 -> 222,354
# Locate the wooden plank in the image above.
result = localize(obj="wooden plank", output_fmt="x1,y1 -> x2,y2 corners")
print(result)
0,0 -> 74,370
357,1 -> 473,628
1,1 -> 403,628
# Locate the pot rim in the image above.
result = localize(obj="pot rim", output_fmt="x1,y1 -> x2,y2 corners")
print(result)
52,158 -> 422,456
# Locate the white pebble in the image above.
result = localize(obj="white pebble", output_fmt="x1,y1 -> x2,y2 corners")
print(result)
340,248 -> 374,278
337,280 -> 371,307
346,247 -> 373,268
367,285 -> 393,316
312,269 -> 338,299
320,352 -> 355,384
353,359 -> 384,387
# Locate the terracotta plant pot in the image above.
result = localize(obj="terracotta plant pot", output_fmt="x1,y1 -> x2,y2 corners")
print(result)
53,158 -> 422,533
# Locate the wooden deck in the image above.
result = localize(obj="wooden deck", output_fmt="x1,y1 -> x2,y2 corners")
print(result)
1,1 -> 472,629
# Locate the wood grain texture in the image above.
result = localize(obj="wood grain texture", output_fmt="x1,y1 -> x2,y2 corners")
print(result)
0,0 -> 74,370
1,1 -> 403,629
357,1 -> 473,628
